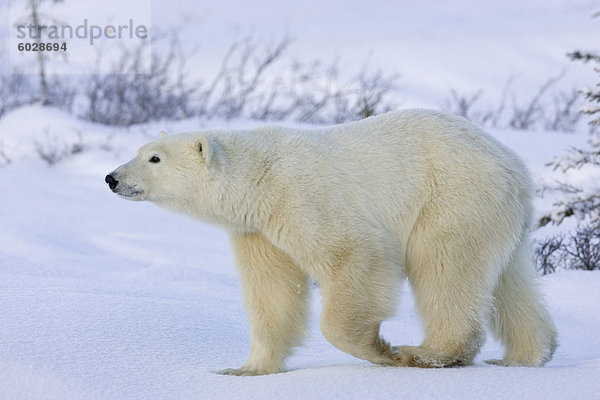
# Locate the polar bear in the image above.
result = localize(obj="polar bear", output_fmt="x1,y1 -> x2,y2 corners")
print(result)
106,109 -> 557,375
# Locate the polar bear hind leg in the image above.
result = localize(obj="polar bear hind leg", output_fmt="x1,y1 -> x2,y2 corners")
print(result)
486,238 -> 557,367
400,231 -> 493,367
397,182 -> 518,368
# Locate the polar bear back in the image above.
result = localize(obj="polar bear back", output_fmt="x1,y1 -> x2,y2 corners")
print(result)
198,109 -> 532,275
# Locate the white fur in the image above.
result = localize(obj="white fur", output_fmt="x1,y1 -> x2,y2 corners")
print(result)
108,109 -> 557,375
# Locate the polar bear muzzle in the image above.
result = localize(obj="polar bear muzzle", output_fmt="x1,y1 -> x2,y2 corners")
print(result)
105,171 -> 145,199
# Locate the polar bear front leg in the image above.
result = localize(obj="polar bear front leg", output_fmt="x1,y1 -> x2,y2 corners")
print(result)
218,233 -> 308,376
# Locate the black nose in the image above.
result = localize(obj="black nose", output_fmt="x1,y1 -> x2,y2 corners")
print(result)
105,174 -> 118,190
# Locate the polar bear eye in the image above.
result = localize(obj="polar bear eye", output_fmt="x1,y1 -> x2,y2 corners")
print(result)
149,155 -> 161,163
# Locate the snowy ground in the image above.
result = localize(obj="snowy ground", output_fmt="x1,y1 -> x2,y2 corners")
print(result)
0,106 -> 599,400
1,0 -> 599,398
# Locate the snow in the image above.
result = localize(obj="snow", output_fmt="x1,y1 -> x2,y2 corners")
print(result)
2,0 -> 600,397
1,107 -> 600,400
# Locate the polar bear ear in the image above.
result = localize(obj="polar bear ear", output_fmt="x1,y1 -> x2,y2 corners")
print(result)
158,130 -> 169,138
196,134 -> 212,165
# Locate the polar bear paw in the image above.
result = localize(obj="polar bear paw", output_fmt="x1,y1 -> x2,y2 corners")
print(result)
216,366 -> 281,376
391,345 -> 472,368
216,367 -> 263,376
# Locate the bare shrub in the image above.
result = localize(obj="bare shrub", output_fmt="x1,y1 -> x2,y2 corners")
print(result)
0,140 -> 12,165
565,224 -> 600,271
569,49 -> 600,127
539,132 -> 600,227
271,59 -> 343,123
83,31 -> 196,126
199,35 -> 291,120
335,63 -> 399,122
534,235 -> 565,275
198,36 -> 399,124
0,74 -> 35,117
34,129 -> 85,165
0,72 -> 76,117
545,89 -> 582,132
35,132 -> 69,165
45,75 -> 77,113
444,89 -> 485,121
534,224 -> 600,274
5,30 -> 398,127
444,73 -> 583,132
508,73 -> 564,130
0,28 -> 398,127
443,88 -> 506,127
69,129 -> 86,155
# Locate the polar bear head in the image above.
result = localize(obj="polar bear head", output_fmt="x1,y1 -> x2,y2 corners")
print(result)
105,132 -> 213,205
107,129 -> 269,230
